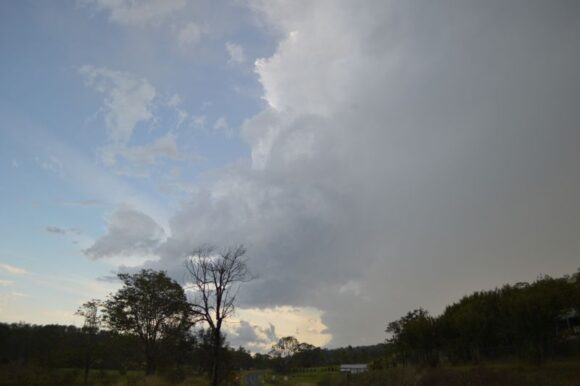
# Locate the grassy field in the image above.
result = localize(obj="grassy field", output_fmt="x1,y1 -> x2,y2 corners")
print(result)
253,360 -> 580,386
0,365 -> 209,386
5,361 -> 580,386
255,369 -> 342,386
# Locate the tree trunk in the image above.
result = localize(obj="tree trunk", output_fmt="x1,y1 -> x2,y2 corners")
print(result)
83,334 -> 93,386
211,330 -> 221,386
146,356 -> 156,375
145,343 -> 156,375
83,350 -> 90,386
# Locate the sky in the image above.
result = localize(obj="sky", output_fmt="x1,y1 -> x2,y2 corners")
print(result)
1,0 -> 580,352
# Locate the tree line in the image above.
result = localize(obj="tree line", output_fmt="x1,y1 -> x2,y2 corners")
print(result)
383,270 -> 580,367
0,245 -> 252,386
2,246 -> 579,384
0,321 -> 253,381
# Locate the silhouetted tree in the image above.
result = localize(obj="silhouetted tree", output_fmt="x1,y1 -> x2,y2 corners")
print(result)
386,270 -> 580,365
269,336 -> 316,372
76,299 -> 102,386
102,269 -> 191,374
185,245 -> 252,386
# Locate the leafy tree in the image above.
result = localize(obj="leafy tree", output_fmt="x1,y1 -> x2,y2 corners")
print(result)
185,245 -> 252,386
386,270 -> 580,365
102,269 -> 191,374
269,336 -> 316,372
387,308 -> 439,366
269,336 -> 302,359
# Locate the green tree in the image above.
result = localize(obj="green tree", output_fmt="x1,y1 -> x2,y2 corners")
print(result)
269,336 -> 316,372
102,269 -> 191,374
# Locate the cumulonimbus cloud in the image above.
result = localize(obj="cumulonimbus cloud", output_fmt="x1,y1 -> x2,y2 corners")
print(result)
89,0 -> 580,347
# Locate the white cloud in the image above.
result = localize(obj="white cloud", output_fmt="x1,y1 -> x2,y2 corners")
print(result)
0,279 -> 13,286
80,65 -> 156,145
80,66 -> 193,174
229,306 -> 331,352
226,42 -> 245,64
178,22 -> 203,50
166,94 -> 182,108
0,263 -> 28,275
101,133 -> 188,170
38,155 -> 65,177
192,115 -> 206,129
213,116 -> 233,137
166,94 -> 188,128
84,204 -> 166,260
80,0 -> 186,26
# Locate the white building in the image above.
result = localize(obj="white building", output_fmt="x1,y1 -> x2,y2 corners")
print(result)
340,364 -> 368,374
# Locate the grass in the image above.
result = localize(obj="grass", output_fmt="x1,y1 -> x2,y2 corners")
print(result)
258,369 -> 342,386
256,360 -> 580,386
0,365 -> 209,386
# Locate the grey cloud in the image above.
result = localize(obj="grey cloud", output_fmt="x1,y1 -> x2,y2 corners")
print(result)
46,226 -> 82,236
100,0 -> 580,347
232,320 -> 260,345
46,226 -> 67,235
228,320 -> 279,351
84,205 -> 165,260
96,274 -> 121,283
264,323 -> 277,342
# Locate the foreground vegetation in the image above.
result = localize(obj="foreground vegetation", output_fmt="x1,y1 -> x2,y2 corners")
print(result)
1,269 -> 579,385
0,365 -> 211,386
318,362 -> 580,386
384,270 -> 580,366
246,361 -> 580,386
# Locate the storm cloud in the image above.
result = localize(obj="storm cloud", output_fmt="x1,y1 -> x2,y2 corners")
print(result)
90,0 -> 580,347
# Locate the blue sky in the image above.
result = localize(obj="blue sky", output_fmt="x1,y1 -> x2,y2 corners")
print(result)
0,0 -> 269,326
1,1 -> 580,351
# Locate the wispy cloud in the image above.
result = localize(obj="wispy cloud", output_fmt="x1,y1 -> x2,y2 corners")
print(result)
63,199 -> 106,207
80,65 -> 156,145
45,226 -> 83,236
79,0 -> 186,26
0,263 -> 28,275
80,65 -> 193,175
37,155 -> 64,177
226,42 -> 245,65
178,22 -> 204,50
46,226 -> 67,235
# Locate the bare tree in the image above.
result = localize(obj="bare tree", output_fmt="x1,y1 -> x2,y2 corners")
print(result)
75,299 -> 101,386
185,245 -> 252,386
